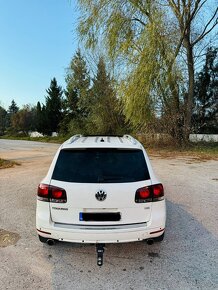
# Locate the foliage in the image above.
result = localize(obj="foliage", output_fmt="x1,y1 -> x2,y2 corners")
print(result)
35,102 -> 45,134
193,47 -> 218,134
66,49 -> 90,115
79,0 -> 177,129
0,106 -> 7,135
6,99 -> 19,131
64,49 -> 91,134
79,1 -> 177,133
87,56 -> 126,134
11,105 -> 35,135
44,78 -> 63,135
8,99 -> 19,115
77,0 -> 218,140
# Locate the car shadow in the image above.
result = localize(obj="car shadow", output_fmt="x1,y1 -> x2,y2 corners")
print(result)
41,200 -> 218,290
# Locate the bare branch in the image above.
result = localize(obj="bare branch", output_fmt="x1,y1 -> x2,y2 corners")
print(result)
178,0 -> 181,13
192,7 -> 218,46
193,21 -> 218,46
192,0 -> 207,19
132,41 -> 143,53
181,0 -> 186,7
131,17 -> 146,26
188,0 -> 201,23
129,0 -> 150,19
193,41 -> 213,61
173,34 -> 185,62
168,0 -> 181,19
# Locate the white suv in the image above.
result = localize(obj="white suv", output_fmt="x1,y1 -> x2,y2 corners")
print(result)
36,135 -> 166,265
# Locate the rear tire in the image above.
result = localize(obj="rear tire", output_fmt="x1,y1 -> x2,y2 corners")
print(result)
153,232 -> 165,242
38,235 -> 48,243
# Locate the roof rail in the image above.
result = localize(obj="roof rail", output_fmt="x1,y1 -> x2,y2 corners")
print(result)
69,134 -> 83,144
123,135 -> 137,145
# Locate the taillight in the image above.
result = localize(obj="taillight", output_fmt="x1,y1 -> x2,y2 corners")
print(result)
152,184 -> 164,201
135,187 -> 152,203
50,186 -> 67,203
38,184 -> 49,201
135,184 -> 164,203
37,184 -> 67,203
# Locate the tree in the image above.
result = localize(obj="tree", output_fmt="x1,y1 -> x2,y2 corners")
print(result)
65,49 -> 91,133
6,99 -> 19,131
193,47 -> 218,133
0,106 -> 7,135
8,99 -> 19,115
11,105 -> 34,135
45,78 -> 63,135
35,102 -> 47,134
78,0 -> 218,141
66,49 -> 90,115
87,57 -> 125,134
167,0 -> 218,139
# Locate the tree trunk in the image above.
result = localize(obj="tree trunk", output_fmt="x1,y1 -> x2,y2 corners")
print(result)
184,36 -> 194,142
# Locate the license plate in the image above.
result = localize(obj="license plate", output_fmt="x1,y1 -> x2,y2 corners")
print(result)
79,212 -> 121,222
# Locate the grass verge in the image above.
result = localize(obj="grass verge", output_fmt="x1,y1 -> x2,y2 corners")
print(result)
0,158 -> 20,169
1,135 -> 217,161
0,135 -> 67,144
146,142 -> 218,161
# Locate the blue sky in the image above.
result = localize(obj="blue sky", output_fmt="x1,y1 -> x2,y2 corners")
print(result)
0,0 -> 79,109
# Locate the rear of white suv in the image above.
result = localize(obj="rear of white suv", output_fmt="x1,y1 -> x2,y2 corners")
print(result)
36,135 -> 166,263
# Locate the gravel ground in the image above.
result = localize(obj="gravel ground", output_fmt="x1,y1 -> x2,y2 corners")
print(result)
0,139 -> 217,290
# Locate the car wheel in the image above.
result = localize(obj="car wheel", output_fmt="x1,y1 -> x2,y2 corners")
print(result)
153,232 -> 165,242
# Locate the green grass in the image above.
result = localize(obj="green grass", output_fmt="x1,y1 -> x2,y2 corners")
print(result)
146,142 -> 218,160
0,135 -> 67,144
0,158 -> 20,169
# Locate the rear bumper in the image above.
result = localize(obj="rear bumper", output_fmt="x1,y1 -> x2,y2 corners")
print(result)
36,200 -> 166,244
37,224 -> 165,243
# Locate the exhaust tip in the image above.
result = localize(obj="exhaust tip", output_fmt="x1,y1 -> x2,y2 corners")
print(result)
47,239 -> 55,246
147,239 -> 154,245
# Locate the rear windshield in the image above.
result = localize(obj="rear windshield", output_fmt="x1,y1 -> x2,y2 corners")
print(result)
52,148 -> 150,183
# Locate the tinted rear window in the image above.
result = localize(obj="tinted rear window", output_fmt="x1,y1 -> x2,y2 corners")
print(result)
52,149 -> 150,183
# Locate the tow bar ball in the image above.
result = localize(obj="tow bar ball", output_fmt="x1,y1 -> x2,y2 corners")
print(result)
96,244 -> 105,266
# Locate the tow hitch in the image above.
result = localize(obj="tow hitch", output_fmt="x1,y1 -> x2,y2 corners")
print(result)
96,243 -> 105,266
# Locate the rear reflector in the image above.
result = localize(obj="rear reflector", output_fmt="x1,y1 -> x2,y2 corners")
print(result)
150,228 -> 165,234
37,228 -> 51,235
37,184 -> 67,203
135,184 -> 164,203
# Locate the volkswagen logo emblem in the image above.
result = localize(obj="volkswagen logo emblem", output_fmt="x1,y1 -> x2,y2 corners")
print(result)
95,190 -> 107,201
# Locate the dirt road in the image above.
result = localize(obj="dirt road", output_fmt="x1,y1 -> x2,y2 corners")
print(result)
0,139 -> 217,290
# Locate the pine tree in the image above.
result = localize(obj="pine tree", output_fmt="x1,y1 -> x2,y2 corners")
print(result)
0,106 -> 7,135
8,99 -> 19,115
35,102 -> 46,134
64,49 -> 90,133
45,78 -> 63,135
88,57 -> 124,134
6,99 -> 19,130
